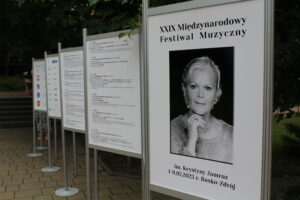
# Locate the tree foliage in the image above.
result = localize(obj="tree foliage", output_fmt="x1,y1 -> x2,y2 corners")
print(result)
1,0 -> 299,110
274,0 -> 300,111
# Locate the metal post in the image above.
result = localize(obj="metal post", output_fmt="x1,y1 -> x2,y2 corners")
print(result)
94,149 -> 99,200
142,1 -> 151,200
48,118 -> 52,167
261,0 -> 274,199
27,58 -> 42,158
55,129 -> 79,196
41,118 -> 60,172
63,129 -> 68,188
54,119 -> 58,160
83,28 -> 91,200
55,42 -> 79,196
73,131 -> 78,176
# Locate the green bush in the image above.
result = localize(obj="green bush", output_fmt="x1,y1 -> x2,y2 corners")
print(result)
282,185 -> 300,200
283,123 -> 300,154
0,76 -> 24,91
272,117 -> 300,177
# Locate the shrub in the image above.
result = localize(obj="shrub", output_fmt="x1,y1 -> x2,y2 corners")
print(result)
0,76 -> 24,91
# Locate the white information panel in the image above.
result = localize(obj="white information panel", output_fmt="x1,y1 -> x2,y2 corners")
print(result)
60,50 -> 85,131
33,60 -> 47,111
46,56 -> 61,118
86,34 -> 142,155
148,0 -> 266,199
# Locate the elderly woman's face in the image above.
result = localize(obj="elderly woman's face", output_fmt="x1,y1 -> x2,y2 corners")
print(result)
185,63 -> 219,116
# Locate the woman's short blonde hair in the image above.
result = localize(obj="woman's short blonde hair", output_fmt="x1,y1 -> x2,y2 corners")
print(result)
182,56 -> 221,90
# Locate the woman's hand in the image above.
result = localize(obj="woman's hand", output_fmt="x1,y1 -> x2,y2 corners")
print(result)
184,114 -> 206,156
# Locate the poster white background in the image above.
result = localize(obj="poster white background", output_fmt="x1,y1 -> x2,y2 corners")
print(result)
46,56 -> 61,118
86,34 -> 142,155
148,0 -> 265,199
33,60 -> 47,111
60,50 -> 85,131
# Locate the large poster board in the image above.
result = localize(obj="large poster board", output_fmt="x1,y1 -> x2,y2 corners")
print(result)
60,49 -> 85,132
46,55 -> 61,118
148,0 -> 271,199
85,32 -> 142,157
33,60 -> 47,111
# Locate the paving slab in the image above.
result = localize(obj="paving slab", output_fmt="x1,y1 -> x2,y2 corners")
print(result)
0,128 -> 180,200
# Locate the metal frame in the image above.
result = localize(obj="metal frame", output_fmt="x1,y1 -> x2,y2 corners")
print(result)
41,52 -> 60,173
261,0 -> 274,199
143,0 -> 273,200
83,28 -> 145,200
64,127 -> 85,134
141,2 -> 150,199
88,144 -> 141,159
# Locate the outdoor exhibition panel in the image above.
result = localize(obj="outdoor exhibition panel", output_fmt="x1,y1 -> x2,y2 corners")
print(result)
84,30 -> 142,158
59,47 -> 85,133
45,54 -> 61,119
146,0 -> 273,200
33,59 -> 47,111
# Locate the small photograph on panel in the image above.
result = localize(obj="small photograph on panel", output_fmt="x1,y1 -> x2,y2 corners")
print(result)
169,47 -> 234,165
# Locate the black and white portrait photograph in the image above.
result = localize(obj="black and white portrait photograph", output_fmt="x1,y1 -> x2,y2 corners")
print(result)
170,47 -> 234,164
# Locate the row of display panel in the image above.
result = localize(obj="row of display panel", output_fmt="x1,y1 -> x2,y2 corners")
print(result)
32,0 -> 273,199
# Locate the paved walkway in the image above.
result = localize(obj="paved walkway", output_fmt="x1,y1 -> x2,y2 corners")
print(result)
0,127 -> 178,200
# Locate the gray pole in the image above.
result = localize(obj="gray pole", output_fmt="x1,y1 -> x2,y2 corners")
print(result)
54,119 -> 58,160
33,112 -> 37,153
48,118 -> 52,167
63,129 -> 68,188
33,111 -> 37,153
142,1 -> 151,200
94,149 -> 99,200
83,28 -> 91,200
261,0 -> 274,199
73,131 -> 78,176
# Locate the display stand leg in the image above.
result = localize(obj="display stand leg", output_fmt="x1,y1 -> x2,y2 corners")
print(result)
54,119 -> 58,160
41,118 -> 60,172
27,111 -> 42,157
94,149 -> 99,200
141,4 -> 151,199
85,133 -> 91,200
73,131 -> 78,176
55,129 -> 79,196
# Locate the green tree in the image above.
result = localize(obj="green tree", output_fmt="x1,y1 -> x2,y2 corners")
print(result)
274,0 -> 300,112
3,0 -> 300,112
